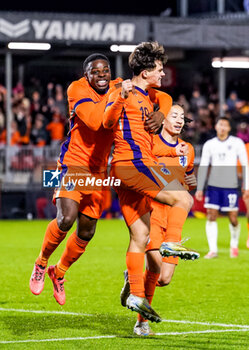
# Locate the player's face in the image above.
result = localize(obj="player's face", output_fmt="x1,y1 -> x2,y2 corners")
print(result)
145,60 -> 165,88
215,119 -> 231,138
85,59 -> 111,94
163,105 -> 185,136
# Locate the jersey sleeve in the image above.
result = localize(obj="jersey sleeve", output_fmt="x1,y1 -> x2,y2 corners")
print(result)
102,89 -> 126,129
67,81 -> 108,131
186,143 -> 195,175
236,139 -> 249,190
148,89 -> 173,117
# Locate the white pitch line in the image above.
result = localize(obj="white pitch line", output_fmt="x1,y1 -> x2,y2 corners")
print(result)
1,328 -> 249,344
0,335 -> 116,344
1,307 -> 249,330
0,307 -> 93,317
156,328 -> 249,336
162,319 -> 249,329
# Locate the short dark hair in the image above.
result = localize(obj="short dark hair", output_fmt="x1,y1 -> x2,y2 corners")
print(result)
215,116 -> 231,126
128,41 -> 168,76
83,53 -> 110,73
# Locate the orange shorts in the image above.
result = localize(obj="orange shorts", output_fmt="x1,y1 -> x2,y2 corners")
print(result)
53,188 -> 109,219
115,186 -> 151,227
111,159 -> 178,200
146,204 -> 179,265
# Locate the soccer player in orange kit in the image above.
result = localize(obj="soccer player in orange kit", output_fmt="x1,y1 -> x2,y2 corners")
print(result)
103,42 -> 199,323
29,53 -> 173,306
134,103 -> 197,335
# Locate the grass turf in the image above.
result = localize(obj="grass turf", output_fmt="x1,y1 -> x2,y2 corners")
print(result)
0,217 -> 249,349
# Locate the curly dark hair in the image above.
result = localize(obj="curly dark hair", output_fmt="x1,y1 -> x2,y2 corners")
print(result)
128,41 -> 168,76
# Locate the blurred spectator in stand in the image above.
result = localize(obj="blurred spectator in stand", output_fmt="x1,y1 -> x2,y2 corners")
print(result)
30,90 -> 43,123
0,120 -> 29,145
226,91 -> 240,112
196,107 -> 216,144
30,114 -> 48,147
0,85 -> 6,124
54,84 -> 67,116
46,107 -> 65,146
238,101 -> 249,121
12,83 -> 25,105
177,94 -> 190,112
13,99 -> 32,145
190,88 -> 207,113
236,122 -> 249,143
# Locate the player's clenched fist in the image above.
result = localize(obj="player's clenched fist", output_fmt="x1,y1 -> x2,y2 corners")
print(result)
175,142 -> 189,156
121,79 -> 134,99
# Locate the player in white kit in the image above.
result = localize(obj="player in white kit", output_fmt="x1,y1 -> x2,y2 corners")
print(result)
195,117 -> 249,258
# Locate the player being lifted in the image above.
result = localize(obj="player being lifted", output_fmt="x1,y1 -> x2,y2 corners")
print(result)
29,53 -> 174,305
195,117 -> 249,258
103,42 -> 199,323
120,103 -> 198,336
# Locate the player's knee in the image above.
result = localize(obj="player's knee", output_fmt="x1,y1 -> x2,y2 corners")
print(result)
158,275 -> 172,286
176,191 -> 193,212
57,214 -> 75,232
77,226 -> 96,241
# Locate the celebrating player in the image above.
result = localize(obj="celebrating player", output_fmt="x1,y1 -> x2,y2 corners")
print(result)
29,53 -> 174,305
103,42 -> 199,322
120,103 -> 198,335
195,117 -> 249,258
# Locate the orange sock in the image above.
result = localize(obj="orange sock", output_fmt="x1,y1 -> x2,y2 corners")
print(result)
165,206 -> 188,242
36,219 -> 67,267
247,222 -> 249,234
138,269 -> 160,322
126,252 -> 145,298
54,231 -> 89,278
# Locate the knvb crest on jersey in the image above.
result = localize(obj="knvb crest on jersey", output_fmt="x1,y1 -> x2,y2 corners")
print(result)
179,156 -> 187,167
160,164 -> 171,175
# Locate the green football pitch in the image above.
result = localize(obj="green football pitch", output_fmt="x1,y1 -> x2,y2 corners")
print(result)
0,217 -> 249,349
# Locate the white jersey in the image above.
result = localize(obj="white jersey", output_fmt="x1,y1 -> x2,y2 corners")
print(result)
197,135 -> 249,190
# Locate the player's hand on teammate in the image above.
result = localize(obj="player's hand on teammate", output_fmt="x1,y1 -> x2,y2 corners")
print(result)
175,142 -> 189,156
195,190 -> 203,201
145,111 -> 164,134
184,173 -> 197,190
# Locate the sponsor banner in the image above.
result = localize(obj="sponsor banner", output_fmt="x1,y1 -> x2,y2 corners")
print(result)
153,18 -> 249,49
0,11 -> 149,44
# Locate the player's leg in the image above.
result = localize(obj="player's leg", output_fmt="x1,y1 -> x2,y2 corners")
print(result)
157,261 -> 176,286
228,210 -> 240,258
117,188 -> 161,322
30,197 -> 79,295
155,180 -> 199,259
48,213 -> 97,305
133,249 -> 161,334
204,208 -> 219,259
47,190 -> 104,304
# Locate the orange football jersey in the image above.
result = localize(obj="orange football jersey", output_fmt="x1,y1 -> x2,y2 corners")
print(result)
151,134 -> 195,228
103,86 -> 172,163
58,77 -> 122,172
